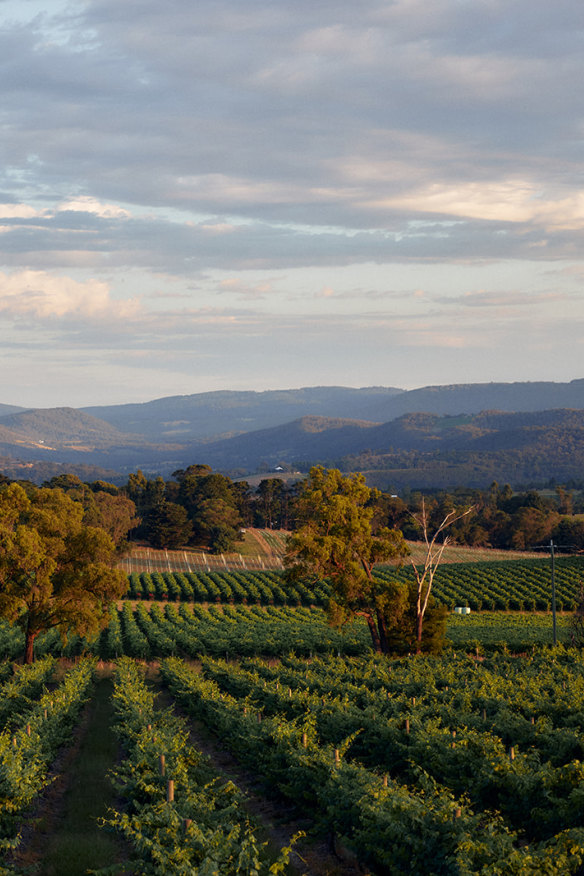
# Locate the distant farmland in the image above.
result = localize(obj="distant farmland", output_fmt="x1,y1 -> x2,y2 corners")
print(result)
118,528 -> 542,574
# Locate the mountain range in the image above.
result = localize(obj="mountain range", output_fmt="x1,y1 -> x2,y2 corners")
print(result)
2,380 -> 584,488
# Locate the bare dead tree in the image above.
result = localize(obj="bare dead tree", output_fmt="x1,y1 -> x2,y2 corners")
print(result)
410,499 -> 475,653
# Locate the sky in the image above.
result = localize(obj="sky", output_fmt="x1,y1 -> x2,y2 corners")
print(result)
1,0 -> 584,409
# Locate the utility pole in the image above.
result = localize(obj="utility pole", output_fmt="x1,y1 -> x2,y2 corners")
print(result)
547,539 -> 582,645
534,539 -> 576,646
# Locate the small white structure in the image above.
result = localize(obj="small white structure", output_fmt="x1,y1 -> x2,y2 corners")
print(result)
454,606 -> 471,615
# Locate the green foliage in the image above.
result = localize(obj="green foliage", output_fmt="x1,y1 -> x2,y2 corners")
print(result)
0,483 -> 128,662
43,474 -> 138,549
0,659 -> 94,858
161,654 -> 584,875
142,501 -> 193,549
102,657 -> 298,874
376,555 -> 584,614
285,467 -> 409,653
385,583 -> 449,655
0,656 -> 56,730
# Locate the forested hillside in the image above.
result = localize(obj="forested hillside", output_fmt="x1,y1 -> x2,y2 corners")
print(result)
3,381 -> 584,487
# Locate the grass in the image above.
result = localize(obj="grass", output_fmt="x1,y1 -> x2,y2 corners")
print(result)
38,673 -> 128,876
446,611 -> 571,651
404,541 -> 543,565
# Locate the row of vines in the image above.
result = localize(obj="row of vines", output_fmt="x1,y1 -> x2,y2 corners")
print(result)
0,605 -> 574,664
124,556 -> 584,612
0,659 -> 95,870
104,658 -> 295,874
160,652 -> 584,875
4,639 -> 584,872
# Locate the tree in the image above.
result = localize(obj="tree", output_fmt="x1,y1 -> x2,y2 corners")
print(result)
44,474 -> 139,550
509,506 -> 559,550
195,496 -> 242,553
385,582 -> 448,655
84,491 -> 139,549
142,500 -> 193,549
0,483 -> 128,663
284,467 -> 409,653
175,468 -> 243,552
255,478 -> 287,529
409,499 -> 474,653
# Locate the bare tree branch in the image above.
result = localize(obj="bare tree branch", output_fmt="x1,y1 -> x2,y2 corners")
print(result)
410,499 -> 475,652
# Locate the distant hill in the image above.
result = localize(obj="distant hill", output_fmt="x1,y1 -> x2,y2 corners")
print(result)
0,404 -> 26,418
0,407 -> 146,451
3,380 -> 584,487
0,455 -> 123,485
82,386 -> 404,442
82,380 -> 584,444
198,408 -> 584,488
190,415 -> 381,472
0,407 -> 182,482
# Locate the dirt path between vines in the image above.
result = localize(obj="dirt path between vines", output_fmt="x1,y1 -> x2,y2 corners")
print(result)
9,666 -> 131,876
152,671 -> 364,876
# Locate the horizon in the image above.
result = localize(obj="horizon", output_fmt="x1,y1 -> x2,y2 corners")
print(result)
3,375 -> 584,413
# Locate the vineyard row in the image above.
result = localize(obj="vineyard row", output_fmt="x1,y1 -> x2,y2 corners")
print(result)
124,556 -> 584,612
0,604 -> 575,664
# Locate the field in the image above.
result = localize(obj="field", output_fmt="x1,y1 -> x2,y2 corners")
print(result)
3,556 -> 584,874
1,555 -> 582,663
117,529 -> 289,574
116,530 -> 541,574
4,646 -> 584,874
118,553 -> 582,615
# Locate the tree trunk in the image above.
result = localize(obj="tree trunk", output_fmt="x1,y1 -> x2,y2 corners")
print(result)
415,610 -> 424,655
365,615 -> 382,653
24,629 -> 36,664
376,608 -> 389,654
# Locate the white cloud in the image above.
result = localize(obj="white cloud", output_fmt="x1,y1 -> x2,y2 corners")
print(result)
0,203 -> 42,220
0,270 -> 140,322
56,197 -> 131,219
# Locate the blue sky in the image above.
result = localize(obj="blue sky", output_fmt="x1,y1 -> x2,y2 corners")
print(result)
1,0 -> 583,408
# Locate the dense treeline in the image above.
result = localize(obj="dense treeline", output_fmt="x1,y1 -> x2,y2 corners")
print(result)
3,467 -> 584,555
397,482 -> 584,551
122,468 -> 584,553
122,465 -> 303,552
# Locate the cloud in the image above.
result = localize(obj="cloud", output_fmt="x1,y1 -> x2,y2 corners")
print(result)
0,270 -> 140,323
0,203 -> 42,220
445,289 -> 570,309
215,277 -> 275,300
0,0 -> 582,262
56,197 -> 131,219
369,181 -> 584,230
0,0 -> 583,405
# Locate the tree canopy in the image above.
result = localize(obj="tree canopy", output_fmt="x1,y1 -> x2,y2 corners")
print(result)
284,467 -> 410,653
42,474 -> 139,549
0,482 -> 128,662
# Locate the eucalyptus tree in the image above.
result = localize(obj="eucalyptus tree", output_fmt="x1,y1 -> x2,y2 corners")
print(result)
285,466 -> 409,653
0,482 -> 127,662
